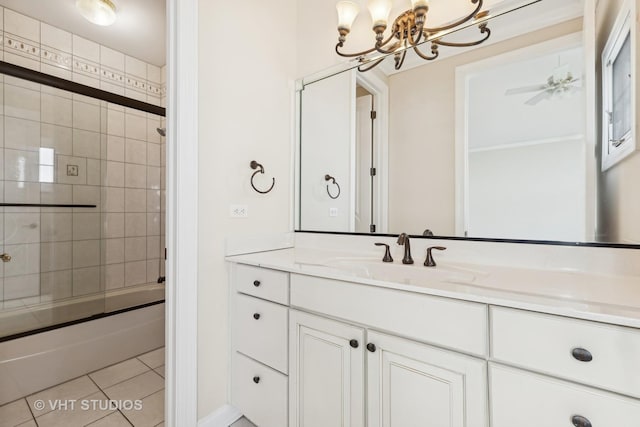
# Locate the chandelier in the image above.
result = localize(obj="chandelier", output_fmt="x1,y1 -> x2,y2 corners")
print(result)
336,0 -> 491,71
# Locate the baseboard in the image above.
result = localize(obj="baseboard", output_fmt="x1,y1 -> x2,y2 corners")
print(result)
198,404 -> 243,427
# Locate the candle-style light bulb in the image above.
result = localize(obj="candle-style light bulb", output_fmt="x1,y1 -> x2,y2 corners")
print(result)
336,1 -> 360,35
368,0 -> 393,33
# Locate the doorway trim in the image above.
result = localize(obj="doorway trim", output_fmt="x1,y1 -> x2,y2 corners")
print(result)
166,0 -> 199,425
356,71 -> 389,233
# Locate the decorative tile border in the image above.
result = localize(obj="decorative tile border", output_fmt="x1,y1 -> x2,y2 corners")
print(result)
41,44 -> 72,70
4,32 -> 40,60
101,64 -> 125,85
73,56 -> 101,78
125,74 -> 147,93
1,22 -> 167,105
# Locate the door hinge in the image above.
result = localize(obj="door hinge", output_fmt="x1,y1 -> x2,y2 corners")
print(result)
370,167 -> 377,176
370,110 -> 377,120
370,224 -> 376,233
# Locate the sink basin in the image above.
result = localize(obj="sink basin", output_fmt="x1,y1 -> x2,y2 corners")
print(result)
319,257 -> 484,285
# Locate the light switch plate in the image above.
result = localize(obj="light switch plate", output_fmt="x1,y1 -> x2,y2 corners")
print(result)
329,207 -> 338,217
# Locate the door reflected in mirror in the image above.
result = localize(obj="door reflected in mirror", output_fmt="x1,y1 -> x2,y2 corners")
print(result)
297,0 -> 640,246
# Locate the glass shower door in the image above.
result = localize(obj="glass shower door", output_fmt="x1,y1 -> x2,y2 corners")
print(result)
0,72 -> 105,338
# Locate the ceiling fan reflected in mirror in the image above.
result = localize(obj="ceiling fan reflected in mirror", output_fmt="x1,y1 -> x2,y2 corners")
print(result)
505,64 -> 582,106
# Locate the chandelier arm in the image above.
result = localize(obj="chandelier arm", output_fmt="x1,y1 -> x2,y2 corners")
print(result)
432,25 -> 490,48
423,0 -> 484,33
335,42 -> 381,58
407,22 -> 424,47
394,50 -> 408,70
357,57 -> 386,72
375,41 -> 402,55
412,43 -> 439,61
378,20 -> 406,56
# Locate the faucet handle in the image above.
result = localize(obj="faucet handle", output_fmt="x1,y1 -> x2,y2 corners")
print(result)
424,246 -> 446,267
374,243 -> 394,263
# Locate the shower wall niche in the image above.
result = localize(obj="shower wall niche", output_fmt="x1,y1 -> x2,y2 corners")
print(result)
0,7 -> 166,339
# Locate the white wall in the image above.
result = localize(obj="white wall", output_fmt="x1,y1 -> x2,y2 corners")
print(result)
468,139 -> 586,241
197,0 -> 297,418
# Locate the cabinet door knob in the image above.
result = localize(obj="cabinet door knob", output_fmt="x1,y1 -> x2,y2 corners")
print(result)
367,343 -> 377,352
571,348 -> 593,362
253,313 -> 261,320
253,280 -> 261,287
253,376 -> 260,384
572,415 -> 592,427
349,339 -> 359,348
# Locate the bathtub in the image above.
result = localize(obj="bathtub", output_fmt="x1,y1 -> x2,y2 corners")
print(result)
0,284 -> 165,405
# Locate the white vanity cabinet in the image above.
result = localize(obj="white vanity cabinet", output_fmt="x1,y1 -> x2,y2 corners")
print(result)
288,310 -> 487,427
231,264 -> 290,427
490,306 -> 640,427
287,272 -> 489,427
228,258 -> 640,427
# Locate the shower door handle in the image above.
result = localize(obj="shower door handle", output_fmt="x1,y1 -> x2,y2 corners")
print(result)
0,253 -> 11,262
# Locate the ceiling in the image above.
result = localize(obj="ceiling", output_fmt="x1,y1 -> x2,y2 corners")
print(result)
0,0 -> 166,66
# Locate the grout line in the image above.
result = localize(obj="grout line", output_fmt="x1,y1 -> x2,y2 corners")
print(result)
23,397 -> 38,426
99,368 -> 160,396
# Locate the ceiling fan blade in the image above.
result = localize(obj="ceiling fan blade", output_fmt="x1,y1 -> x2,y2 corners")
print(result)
505,84 -> 549,95
525,90 -> 553,106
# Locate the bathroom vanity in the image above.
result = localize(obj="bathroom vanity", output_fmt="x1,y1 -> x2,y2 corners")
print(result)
227,239 -> 640,427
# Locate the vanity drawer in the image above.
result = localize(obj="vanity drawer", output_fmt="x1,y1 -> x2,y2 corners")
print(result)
234,293 -> 288,374
290,274 -> 488,356
231,352 -> 288,427
491,306 -> 640,398
235,264 -> 289,305
490,363 -> 640,427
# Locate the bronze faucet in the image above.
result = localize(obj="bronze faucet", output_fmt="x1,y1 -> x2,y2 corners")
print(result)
424,246 -> 447,267
397,233 -> 414,264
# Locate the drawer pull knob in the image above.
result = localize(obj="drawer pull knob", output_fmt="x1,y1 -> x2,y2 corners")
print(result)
367,343 -> 377,352
571,348 -> 593,362
349,339 -> 359,348
253,376 -> 260,384
253,313 -> 261,320
253,280 -> 261,287
572,415 -> 592,427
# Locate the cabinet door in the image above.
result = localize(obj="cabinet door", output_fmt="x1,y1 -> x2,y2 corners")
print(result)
289,310 -> 365,427
367,331 -> 488,427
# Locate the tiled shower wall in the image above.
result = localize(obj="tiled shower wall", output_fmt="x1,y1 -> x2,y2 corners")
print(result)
0,7 -> 166,307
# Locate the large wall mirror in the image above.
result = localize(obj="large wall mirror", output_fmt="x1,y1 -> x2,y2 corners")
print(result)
296,0 -> 640,246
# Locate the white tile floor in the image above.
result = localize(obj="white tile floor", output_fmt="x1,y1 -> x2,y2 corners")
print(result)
0,347 -> 165,427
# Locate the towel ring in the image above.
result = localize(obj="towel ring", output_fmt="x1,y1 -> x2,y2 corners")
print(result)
325,174 -> 341,199
250,161 -> 275,194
